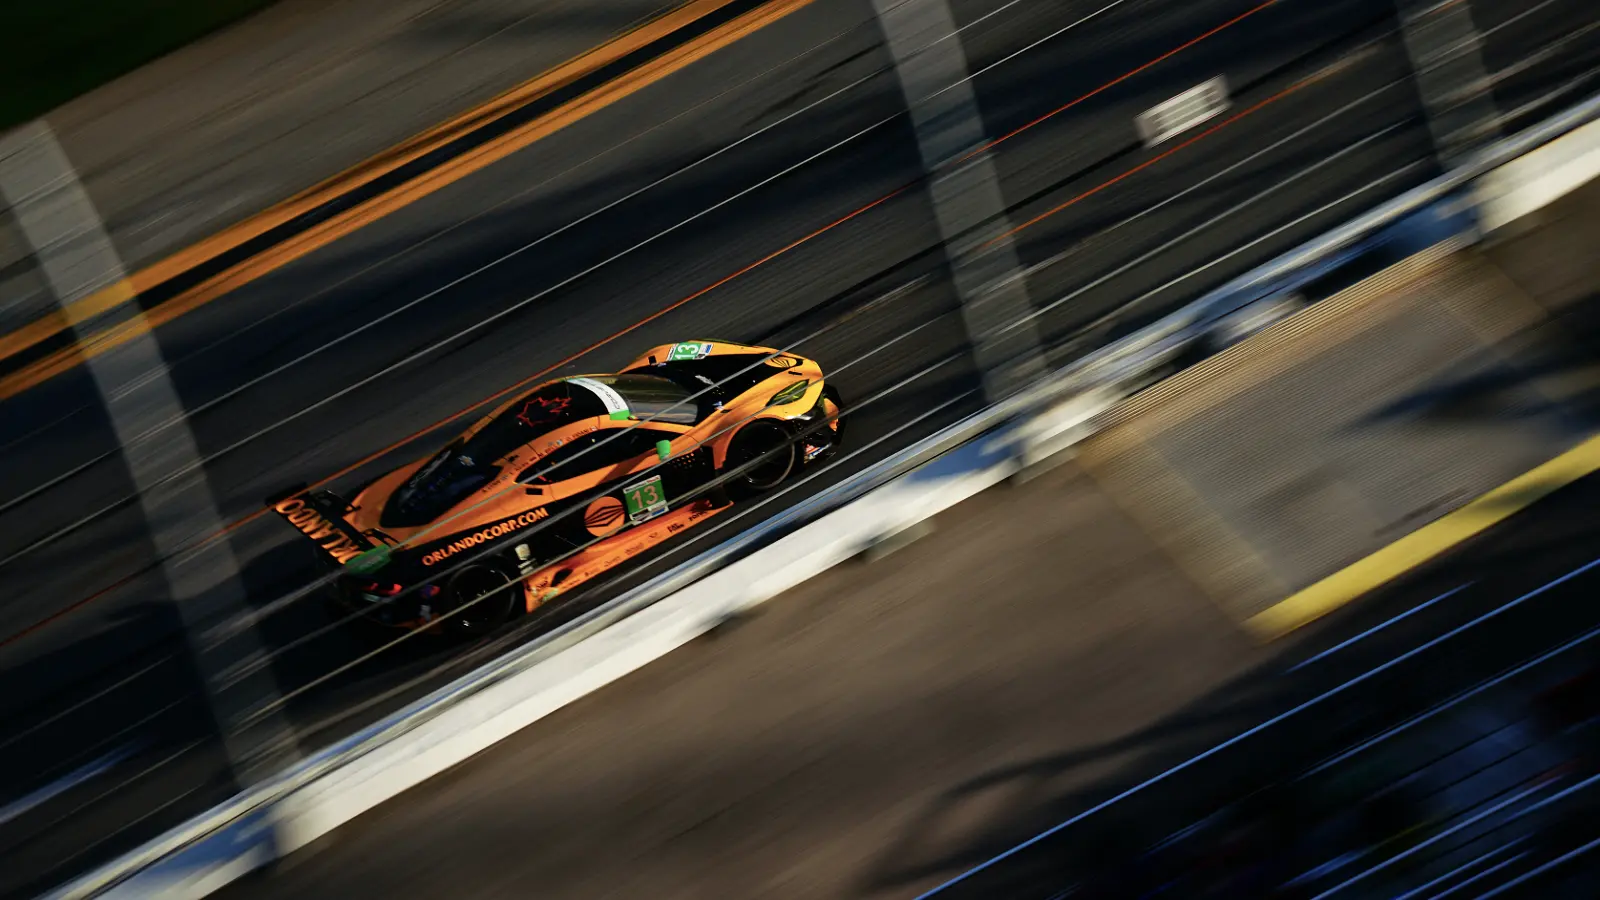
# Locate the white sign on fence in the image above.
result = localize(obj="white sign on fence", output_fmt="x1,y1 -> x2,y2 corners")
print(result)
1136,77 -> 1231,147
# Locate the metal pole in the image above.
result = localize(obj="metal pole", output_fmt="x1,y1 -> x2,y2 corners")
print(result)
871,0 -> 1047,403
1395,0 -> 1501,166
0,123 -> 298,785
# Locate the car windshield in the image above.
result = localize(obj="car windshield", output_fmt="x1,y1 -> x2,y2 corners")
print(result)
459,382 -> 605,464
379,383 -> 602,527
595,374 -> 700,425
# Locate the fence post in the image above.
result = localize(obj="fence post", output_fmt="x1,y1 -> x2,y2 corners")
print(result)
0,123 -> 299,786
870,0 -> 1048,403
1396,0 -> 1502,166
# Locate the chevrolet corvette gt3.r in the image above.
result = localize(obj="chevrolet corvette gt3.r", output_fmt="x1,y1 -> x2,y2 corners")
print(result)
267,340 -> 843,635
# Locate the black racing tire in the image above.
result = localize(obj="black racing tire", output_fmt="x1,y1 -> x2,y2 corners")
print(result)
443,564 -> 520,638
725,419 -> 797,501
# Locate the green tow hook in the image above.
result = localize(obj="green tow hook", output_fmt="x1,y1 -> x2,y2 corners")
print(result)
345,545 -> 392,575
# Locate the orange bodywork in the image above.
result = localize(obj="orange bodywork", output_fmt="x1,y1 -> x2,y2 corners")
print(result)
518,497 -> 729,613
267,338 -> 840,632
339,340 -> 827,547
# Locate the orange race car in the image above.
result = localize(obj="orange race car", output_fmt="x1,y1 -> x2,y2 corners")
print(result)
267,340 -> 842,636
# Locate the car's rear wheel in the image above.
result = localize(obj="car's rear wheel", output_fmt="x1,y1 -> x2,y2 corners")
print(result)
726,419 -> 796,500
443,564 -> 519,637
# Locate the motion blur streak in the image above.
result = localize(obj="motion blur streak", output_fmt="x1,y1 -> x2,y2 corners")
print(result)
989,71 -> 1324,246
0,111 -> 898,579
970,0 -> 1281,156
917,555 -> 1600,897
0,0 -> 827,400
235,351 -> 959,727
3,0 -> 1280,639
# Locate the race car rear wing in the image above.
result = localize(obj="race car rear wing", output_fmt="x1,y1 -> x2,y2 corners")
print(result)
265,485 -> 376,567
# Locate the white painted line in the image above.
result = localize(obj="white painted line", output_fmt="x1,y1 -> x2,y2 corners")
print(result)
69,434 -> 1017,899
261,438 -> 1015,854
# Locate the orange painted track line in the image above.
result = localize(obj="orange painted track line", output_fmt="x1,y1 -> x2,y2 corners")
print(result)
0,0 -> 721,367
988,73 -> 1322,246
158,187 -> 907,559
0,570 -> 142,651
290,185 -> 909,495
11,2 -> 1272,640
967,0 -> 1279,162
132,1 -> 714,294
0,121 -> 906,653
0,0 -> 817,400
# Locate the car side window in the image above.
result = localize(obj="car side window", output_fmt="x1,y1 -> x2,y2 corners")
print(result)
517,429 -> 675,483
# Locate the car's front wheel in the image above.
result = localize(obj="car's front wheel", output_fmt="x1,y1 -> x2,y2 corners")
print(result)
725,419 -> 797,500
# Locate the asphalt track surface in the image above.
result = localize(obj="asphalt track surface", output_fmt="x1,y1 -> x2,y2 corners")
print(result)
0,0 -> 1595,893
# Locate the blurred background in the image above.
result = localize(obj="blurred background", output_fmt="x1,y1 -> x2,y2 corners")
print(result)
2,0 -> 1600,897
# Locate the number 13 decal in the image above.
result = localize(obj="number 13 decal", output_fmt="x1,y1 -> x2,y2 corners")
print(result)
623,474 -> 669,524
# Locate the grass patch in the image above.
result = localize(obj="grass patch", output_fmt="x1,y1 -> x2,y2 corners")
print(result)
0,0 -> 281,131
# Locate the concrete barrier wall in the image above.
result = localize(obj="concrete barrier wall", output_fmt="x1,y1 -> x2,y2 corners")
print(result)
1476,116 -> 1600,233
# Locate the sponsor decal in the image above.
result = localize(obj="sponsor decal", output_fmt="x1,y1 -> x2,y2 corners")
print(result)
272,497 -> 367,564
584,496 -> 627,537
568,377 -> 630,420
683,502 -> 714,526
515,394 -> 572,428
764,355 -> 800,368
420,508 -> 550,566
668,341 -> 714,361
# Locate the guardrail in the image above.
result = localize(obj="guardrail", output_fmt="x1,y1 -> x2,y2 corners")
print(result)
47,88 -> 1600,900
